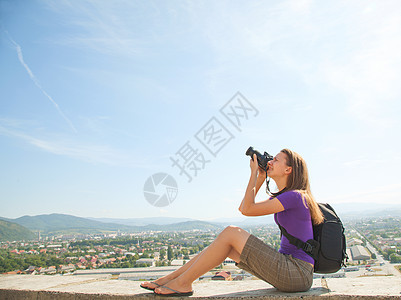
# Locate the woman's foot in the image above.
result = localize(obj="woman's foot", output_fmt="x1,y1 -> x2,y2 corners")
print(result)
140,276 -> 172,291
140,281 -> 160,291
154,278 -> 193,296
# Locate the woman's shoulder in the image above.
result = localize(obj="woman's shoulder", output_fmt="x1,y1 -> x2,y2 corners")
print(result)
277,190 -> 305,209
279,189 -> 303,198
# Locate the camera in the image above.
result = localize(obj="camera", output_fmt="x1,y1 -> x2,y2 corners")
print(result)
245,146 -> 273,172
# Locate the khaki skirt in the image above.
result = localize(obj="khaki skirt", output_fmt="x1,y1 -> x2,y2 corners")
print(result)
236,234 -> 313,292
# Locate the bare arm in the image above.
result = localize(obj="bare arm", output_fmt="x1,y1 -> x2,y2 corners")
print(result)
238,171 -> 258,213
255,171 -> 266,194
239,154 -> 284,216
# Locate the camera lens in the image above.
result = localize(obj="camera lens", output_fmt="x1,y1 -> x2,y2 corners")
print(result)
245,146 -> 273,172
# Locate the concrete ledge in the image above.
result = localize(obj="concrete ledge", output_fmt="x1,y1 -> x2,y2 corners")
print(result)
1,289 -> 401,300
1,274 -> 401,299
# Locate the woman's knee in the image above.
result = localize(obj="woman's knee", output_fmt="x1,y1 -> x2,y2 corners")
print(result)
219,225 -> 249,242
220,225 -> 241,236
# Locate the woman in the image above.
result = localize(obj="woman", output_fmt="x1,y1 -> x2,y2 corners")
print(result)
140,148 -> 323,295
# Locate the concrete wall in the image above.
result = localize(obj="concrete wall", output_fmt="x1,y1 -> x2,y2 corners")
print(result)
1,289 -> 401,300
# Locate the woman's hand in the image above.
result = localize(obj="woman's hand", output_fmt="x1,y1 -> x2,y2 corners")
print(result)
250,154 -> 259,175
250,154 -> 267,179
250,154 -> 266,182
258,166 -> 267,181
241,154 -> 268,214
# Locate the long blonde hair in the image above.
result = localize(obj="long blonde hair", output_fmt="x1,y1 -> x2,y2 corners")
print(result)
280,148 -> 324,225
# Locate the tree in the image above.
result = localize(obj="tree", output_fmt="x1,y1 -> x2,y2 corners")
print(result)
160,249 -> 166,260
389,253 -> 401,263
167,246 -> 173,261
384,249 -> 396,260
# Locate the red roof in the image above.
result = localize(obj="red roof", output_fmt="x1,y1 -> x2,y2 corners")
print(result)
213,271 -> 231,279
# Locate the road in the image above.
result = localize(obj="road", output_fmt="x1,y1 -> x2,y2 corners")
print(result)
352,227 -> 401,277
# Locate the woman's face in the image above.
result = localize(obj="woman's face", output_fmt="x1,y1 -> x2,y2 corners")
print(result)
266,152 -> 292,179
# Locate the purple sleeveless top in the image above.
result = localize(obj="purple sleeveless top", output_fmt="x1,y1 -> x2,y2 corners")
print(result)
274,190 -> 314,265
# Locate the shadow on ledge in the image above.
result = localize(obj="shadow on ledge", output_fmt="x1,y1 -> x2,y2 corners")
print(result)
210,286 -> 331,298
2,288 -> 401,300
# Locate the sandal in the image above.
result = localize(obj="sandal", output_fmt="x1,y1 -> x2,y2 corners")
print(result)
154,285 -> 194,297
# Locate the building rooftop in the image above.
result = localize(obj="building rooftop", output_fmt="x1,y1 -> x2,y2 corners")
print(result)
1,273 -> 401,299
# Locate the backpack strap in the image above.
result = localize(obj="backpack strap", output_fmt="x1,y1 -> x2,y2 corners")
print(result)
278,224 -> 319,260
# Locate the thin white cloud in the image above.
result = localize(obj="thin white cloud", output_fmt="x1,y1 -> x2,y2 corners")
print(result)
0,124 -> 145,167
40,1 -> 401,131
0,117 -> 39,129
322,182 -> 401,204
43,0 -> 150,57
342,158 -> 384,168
319,10 -> 401,127
6,32 -> 77,133
187,1 -> 401,128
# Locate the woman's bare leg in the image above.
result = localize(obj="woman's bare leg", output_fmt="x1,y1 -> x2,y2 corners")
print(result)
140,228 -> 244,289
154,226 -> 250,295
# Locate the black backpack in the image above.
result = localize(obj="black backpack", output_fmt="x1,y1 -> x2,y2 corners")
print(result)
278,203 -> 348,274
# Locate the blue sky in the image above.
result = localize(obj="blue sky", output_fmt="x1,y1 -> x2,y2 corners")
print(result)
1,0 -> 401,220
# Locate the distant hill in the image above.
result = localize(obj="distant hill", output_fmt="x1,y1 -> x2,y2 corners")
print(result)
89,215 -> 275,227
3,202 -> 398,239
0,219 -> 35,242
141,220 -> 222,232
333,203 -> 401,218
1,214 -> 222,236
87,216 -> 195,226
210,215 -> 275,227
10,213 -> 134,233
